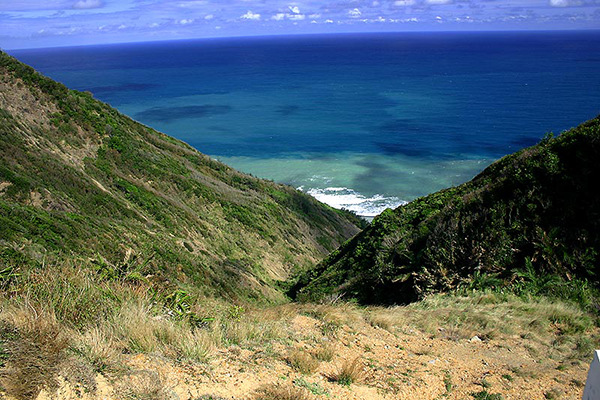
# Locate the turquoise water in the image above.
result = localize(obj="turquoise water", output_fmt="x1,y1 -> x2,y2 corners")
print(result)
11,31 -> 600,216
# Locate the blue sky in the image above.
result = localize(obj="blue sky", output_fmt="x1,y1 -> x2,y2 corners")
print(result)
1,0 -> 599,49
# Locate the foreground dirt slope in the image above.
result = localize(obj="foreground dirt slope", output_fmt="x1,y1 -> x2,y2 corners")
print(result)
20,298 -> 592,400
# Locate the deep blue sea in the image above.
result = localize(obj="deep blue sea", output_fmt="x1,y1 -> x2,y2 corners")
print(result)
10,31 -> 600,216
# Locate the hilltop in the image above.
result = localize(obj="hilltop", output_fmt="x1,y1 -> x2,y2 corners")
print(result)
292,116 -> 600,305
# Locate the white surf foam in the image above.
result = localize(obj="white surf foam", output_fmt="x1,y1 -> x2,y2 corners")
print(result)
301,187 -> 407,217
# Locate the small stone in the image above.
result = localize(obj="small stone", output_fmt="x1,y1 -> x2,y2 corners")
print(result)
470,336 -> 482,343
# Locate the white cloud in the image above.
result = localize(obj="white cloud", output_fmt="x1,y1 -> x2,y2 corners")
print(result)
289,5 -> 300,14
550,0 -> 570,6
271,12 -> 307,21
204,14 -> 214,20
240,10 -> 261,20
426,0 -> 452,4
325,19 -> 334,23
46,26 -> 83,36
348,8 -> 362,18
308,13 -> 321,19
72,0 -> 103,10
178,19 -> 194,25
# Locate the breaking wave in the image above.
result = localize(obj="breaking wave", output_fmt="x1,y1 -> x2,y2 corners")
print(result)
300,186 -> 406,217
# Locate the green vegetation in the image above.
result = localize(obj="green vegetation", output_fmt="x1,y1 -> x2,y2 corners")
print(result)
0,51 -> 598,399
0,50 -> 360,307
292,116 -> 600,306
293,377 -> 329,396
0,51 -> 359,398
472,390 -> 504,400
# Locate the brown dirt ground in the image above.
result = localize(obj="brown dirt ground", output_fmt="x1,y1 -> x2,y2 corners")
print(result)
25,312 -> 590,400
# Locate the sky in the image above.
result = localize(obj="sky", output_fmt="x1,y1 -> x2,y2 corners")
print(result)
1,0 -> 599,49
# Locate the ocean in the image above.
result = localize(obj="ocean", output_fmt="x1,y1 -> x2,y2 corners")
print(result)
10,31 -> 600,217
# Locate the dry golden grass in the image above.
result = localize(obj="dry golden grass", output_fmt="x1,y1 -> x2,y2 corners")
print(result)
0,306 -> 68,400
303,303 -> 364,328
313,344 -> 335,362
113,369 -> 170,400
0,264 -> 597,400
327,357 -> 364,386
354,292 -> 593,341
254,382 -> 313,400
74,325 -> 121,373
286,350 -> 320,375
113,300 -> 216,362
176,328 -> 213,362
57,357 -> 98,396
216,317 -> 283,347
364,309 -> 397,331
114,301 -> 169,354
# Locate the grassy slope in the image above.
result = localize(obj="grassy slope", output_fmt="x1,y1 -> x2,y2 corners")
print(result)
0,51 -> 362,303
293,116 -> 600,304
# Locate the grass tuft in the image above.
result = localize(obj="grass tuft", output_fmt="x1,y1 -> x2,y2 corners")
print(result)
328,357 -> 364,386
254,382 -> 312,400
286,350 -> 319,375
294,377 -> 329,396
0,308 -> 68,400
73,325 -> 120,373
114,370 -> 171,400
313,344 -> 335,362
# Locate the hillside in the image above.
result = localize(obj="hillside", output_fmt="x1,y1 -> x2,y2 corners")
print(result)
0,52 -> 598,400
292,116 -> 600,304
0,51 -> 361,303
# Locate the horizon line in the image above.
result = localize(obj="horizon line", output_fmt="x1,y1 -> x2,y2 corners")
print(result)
5,27 -> 600,52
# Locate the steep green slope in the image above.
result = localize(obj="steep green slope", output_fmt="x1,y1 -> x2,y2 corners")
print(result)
0,51 -> 361,302
293,116 -> 600,304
